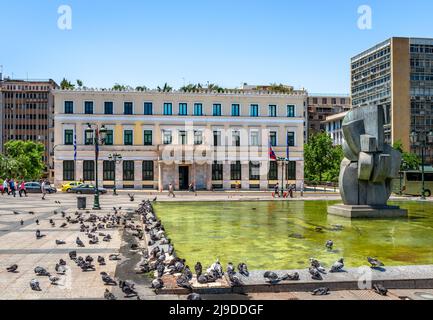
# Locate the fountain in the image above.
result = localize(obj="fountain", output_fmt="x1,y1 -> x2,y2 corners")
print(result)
328,105 -> 408,218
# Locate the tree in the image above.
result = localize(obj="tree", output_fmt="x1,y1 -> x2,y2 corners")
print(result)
393,140 -> 421,171
76,79 -> 83,87
0,141 -> 45,180
304,132 -> 343,182
135,86 -> 148,91
60,78 -> 75,90
157,83 -> 173,92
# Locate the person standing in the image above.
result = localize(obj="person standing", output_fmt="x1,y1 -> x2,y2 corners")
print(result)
41,179 -> 47,200
9,178 -> 16,197
168,183 -> 175,198
274,182 -> 280,198
19,180 -> 27,197
2,178 -> 8,195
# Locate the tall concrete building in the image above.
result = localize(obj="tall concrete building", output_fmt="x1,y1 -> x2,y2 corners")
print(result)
0,78 -> 58,174
307,95 -> 351,135
53,88 -> 306,191
351,37 -> 433,164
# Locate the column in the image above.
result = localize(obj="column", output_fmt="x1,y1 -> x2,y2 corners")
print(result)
174,163 -> 180,190
223,161 -> 231,190
260,160 -> 269,191
157,161 -> 163,192
134,160 -> 142,189
97,160 -> 103,187
76,160 -> 84,182
206,162 -> 212,191
241,160 -> 249,190
115,161 -> 122,190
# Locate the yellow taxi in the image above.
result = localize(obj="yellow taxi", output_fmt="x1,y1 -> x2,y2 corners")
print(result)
61,181 -> 83,193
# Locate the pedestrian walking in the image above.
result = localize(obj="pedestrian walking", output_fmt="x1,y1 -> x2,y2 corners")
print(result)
168,183 -> 175,198
1,178 -> 8,195
9,178 -> 16,197
41,179 -> 47,200
19,180 -> 27,197
274,182 -> 280,198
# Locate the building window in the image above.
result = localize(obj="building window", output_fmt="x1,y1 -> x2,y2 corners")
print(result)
64,130 -> 74,145
163,130 -> 172,144
332,98 -> 337,104
313,98 -> 318,104
63,161 -> 75,181
143,130 -> 152,145
268,161 -> 278,180
287,105 -> 295,117
142,161 -> 154,181
179,130 -> 187,145
85,129 -> 94,145
249,161 -> 260,180
144,102 -> 153,115
104,102 -> 113,115
65,101 -> 74,114
179,103 -> 188,115
163,103 -> 172,115
124,130 -> 133,145
250,131 -> 259,146
194,131 -> 203,145
286,161 -> 297,180
270,131 -> 277,146
213,131 -> 222,146
232,131 -> 240,147
231,104 -> 240,116
340,98 -> 346,104
269,105 -> 277,117
230,161 -> 241,180
123,161 -> 134,181
250,104 -> 259,117
124,102 -> 133,115
212,161 -> 223,180
213,104 -> 222,116
105,130 -> 114,146
83,160 -> 95,181
103,161 -> 115,181
84,101 -> 93,114
322,98 -> 328,104
287,132 -> 295,147
194,103 -> 203,116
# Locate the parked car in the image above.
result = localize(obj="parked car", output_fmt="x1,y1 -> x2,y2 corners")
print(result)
24,182 -> 57,194
70,184 -> 107,195
61,181 -> 84,193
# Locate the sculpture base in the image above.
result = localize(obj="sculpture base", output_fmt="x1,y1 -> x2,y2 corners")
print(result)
328,204 -> 408,219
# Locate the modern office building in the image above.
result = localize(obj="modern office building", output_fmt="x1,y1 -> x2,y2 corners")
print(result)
0,78 -> 58,173
53,88 -> 307,191
322,111 -> 348,146
307,95 -> 351,135
351,37 -> 433,164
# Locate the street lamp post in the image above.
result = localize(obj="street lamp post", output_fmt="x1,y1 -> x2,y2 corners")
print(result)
86,124 -> 107,210
277,157 -> 289,196
108,153 -> 122,196
410,129 -> 433,200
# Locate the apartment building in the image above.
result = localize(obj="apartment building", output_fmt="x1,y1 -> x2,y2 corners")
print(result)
0,78 -> 58,172
53,88 -> 306,191
307,95 -> 351,135
351,37 -> 433,164
322,111 -> 348,146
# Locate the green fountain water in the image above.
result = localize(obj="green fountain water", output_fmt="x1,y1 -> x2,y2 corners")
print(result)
155,200 -> 433,271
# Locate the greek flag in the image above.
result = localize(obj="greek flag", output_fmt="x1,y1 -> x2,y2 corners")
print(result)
73,133 -> 77,161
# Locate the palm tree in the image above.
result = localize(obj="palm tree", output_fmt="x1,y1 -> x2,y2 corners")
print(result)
157,83 -> 173,92
60,78 -> 75,90
76,79 -> 83,87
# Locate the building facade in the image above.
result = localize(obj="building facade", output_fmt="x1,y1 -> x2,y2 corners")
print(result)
0,79 -> 58,173
351,37 -> 433,164
53,89 -> 306,191
322,111 -> 348,146
307,95 -> 351,136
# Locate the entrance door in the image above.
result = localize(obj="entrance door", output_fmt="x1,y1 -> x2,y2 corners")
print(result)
179,166 -> 189,190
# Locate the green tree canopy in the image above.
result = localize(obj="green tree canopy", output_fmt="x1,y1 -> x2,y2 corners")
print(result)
0,141 -> 45,180
304,132 -> 343,182
60,78 -> 75,90
393,140 -> 421,171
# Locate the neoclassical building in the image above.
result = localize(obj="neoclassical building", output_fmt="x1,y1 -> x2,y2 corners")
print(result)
53,88 -> 306,191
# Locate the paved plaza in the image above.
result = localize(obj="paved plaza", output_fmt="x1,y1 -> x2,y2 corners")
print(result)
0,191 -> 432,300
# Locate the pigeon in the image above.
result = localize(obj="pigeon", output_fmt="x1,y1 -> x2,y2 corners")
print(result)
227,262 -> 235,275
100,272 -> 117,285
156,263 -> 165,278
35,219 -> 39,225
55,240 -> 66,245
183,266 -> 193,281
35,230 -> 44,239
98,256 -> 106,265
187,293 -> 202,300
120,281 -> 138,297
28,211 -> 35,215
152,197 -> 157,202
55,264 -> 67,275
20,220 -> 24,226
263,271 -> 290,284
34,266 -> 50,276
287,272 -> 300,281
85,255 -> 94,263
49,276 -> 60,285
104,289 -> 117,300
76,237 -> 85,247
309,267 -> 323,280
30,279 -> 41,291
109,254 -> 121,261
128,193 -> 135,202
326,240 -> 334,250
59,259 -> 67,266
13,211 -> 20,215
368,257 -> 384,268
310,258 -> 326,273
195,262 -> 202,276
312,287 -> 330,295
373,283 -> 388,296
238,263 -> 249,277
227,272 -> 243,287
7,264 -> 18,273
330,258 -> 345,273
151,278 -> 164,290
69,251 -> 77,260
60,222 -> 68,228
176,275 -> 192,290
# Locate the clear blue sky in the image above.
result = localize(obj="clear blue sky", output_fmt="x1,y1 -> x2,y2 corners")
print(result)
1,0 -> 432,93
